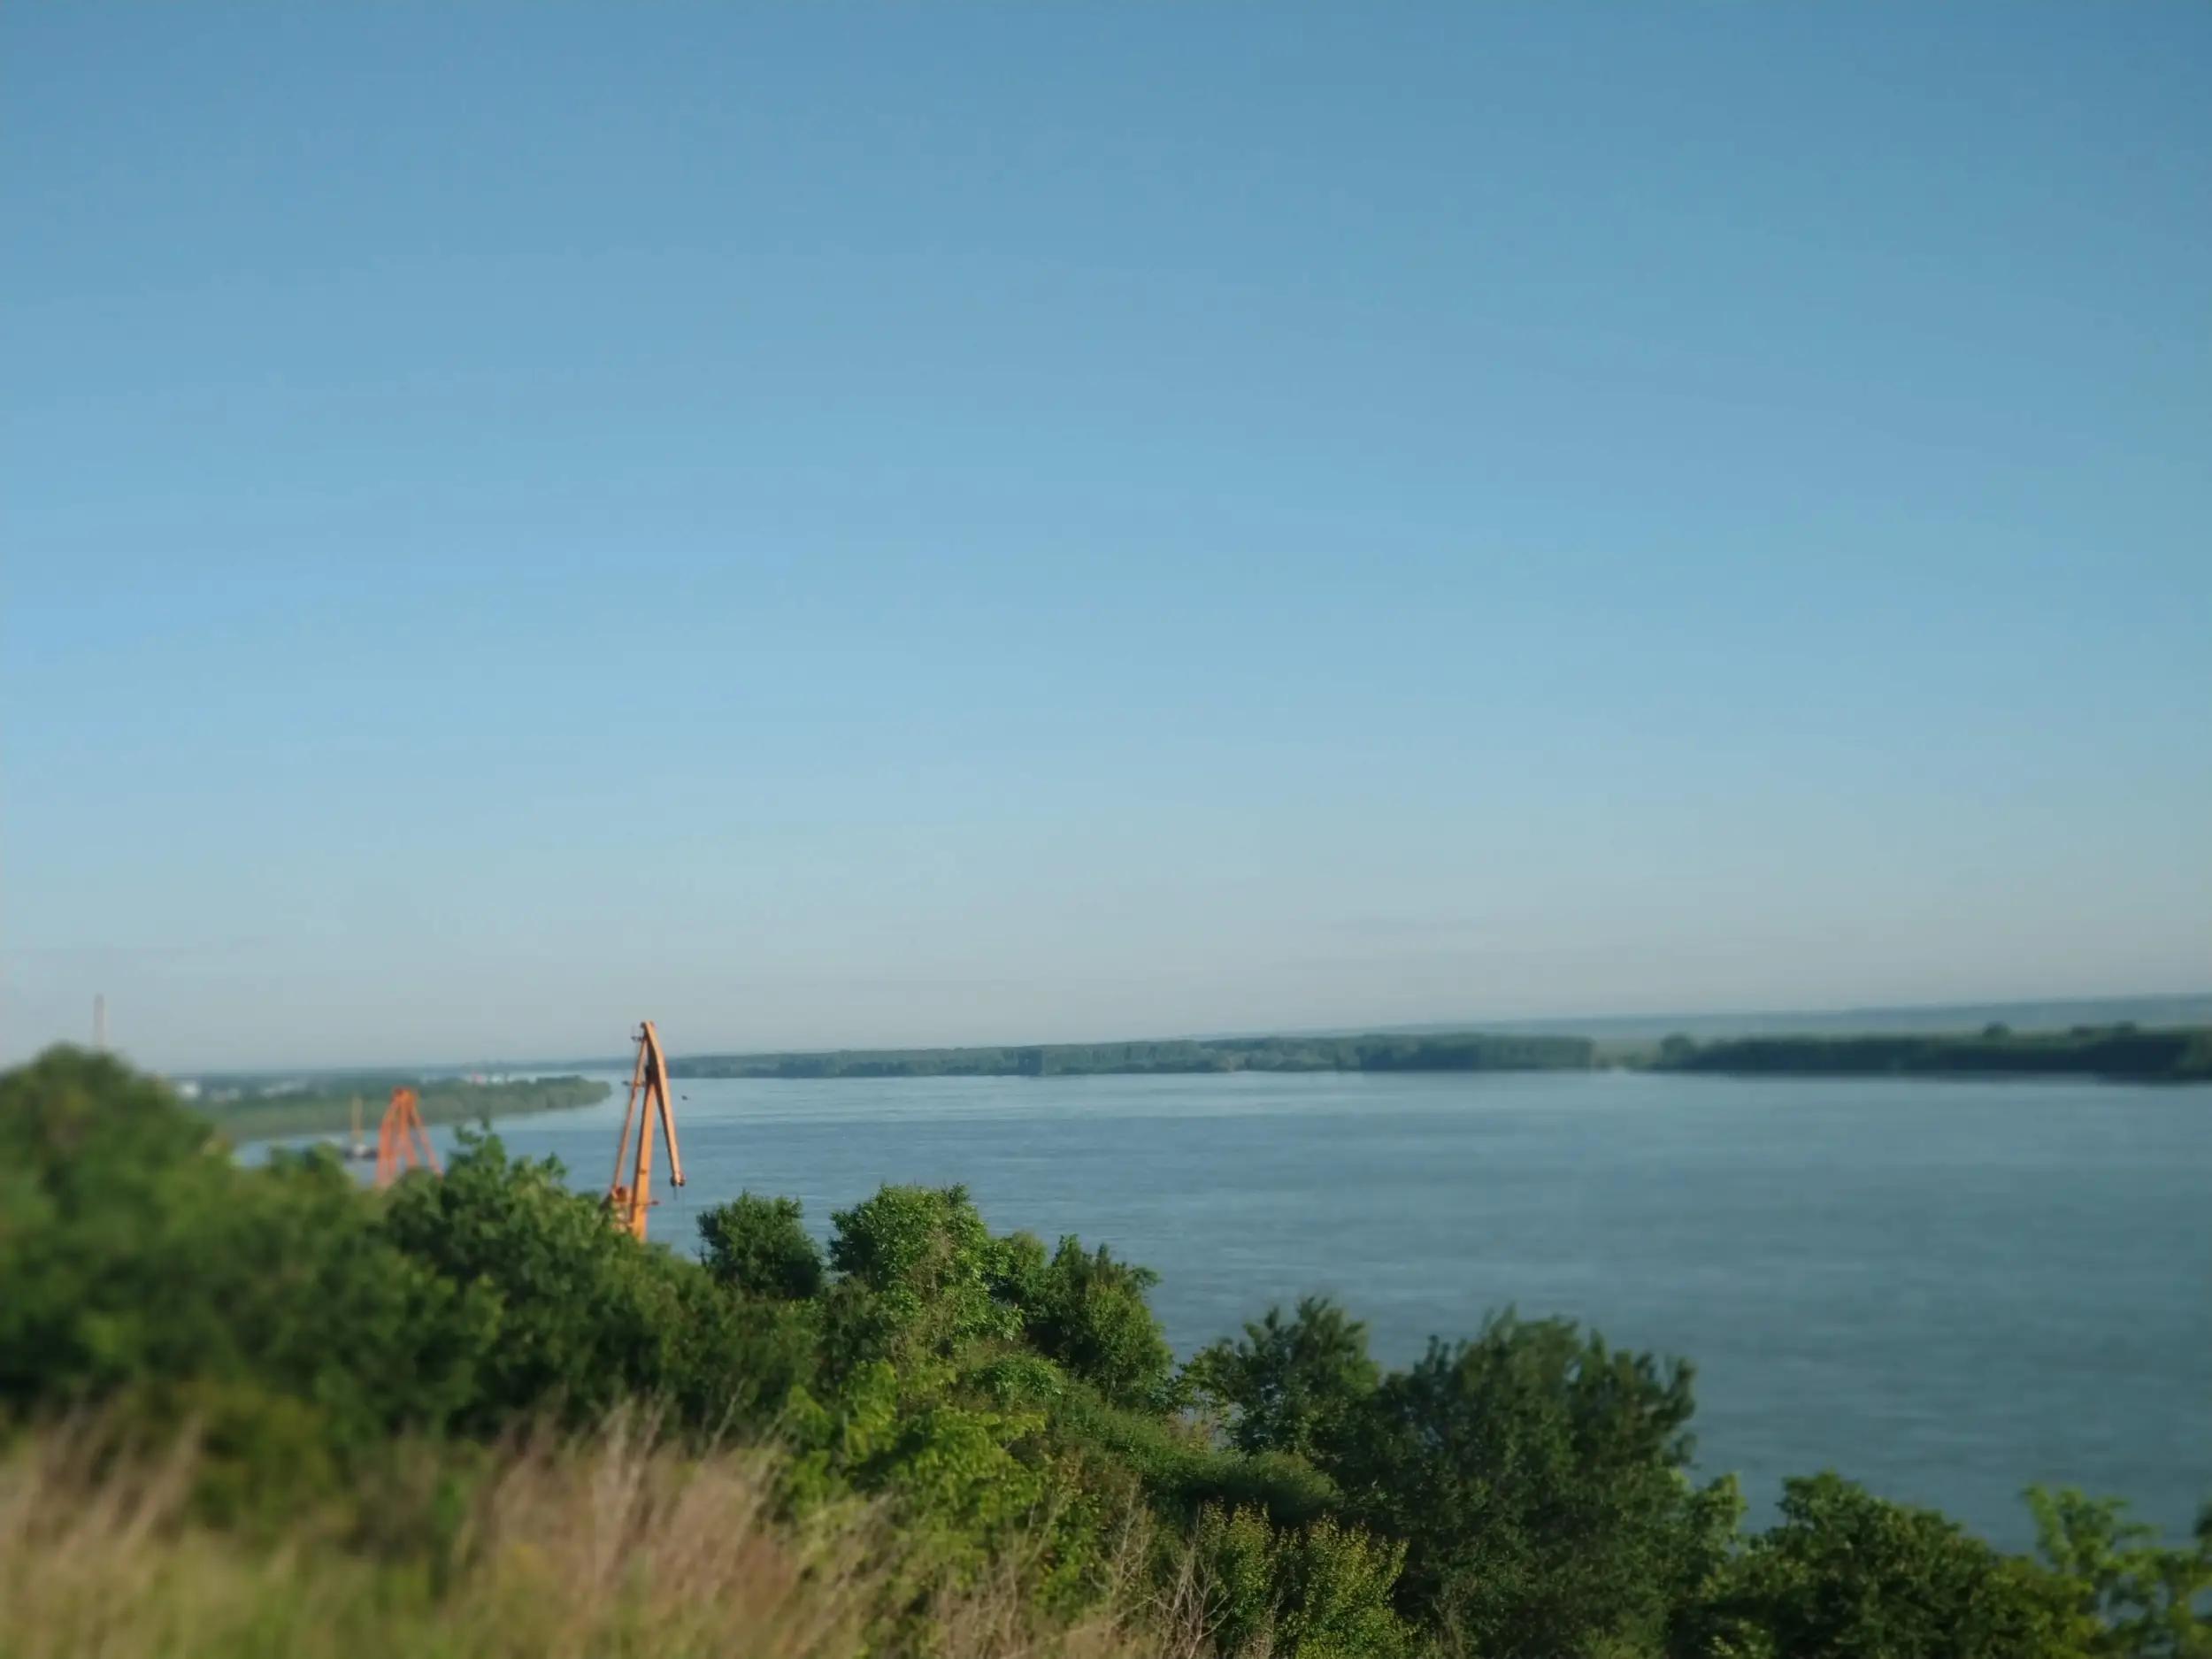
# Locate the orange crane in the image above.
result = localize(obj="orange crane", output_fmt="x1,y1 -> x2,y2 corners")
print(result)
374,1085 -> 441,1187
607,1019 -> 683,1239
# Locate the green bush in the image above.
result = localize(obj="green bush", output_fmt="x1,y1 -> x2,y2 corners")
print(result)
697,1191 -> 826,1300
827,1184 -> 1024,1357
2029,1486 -> 2212,1658
103,1374 -> 346,1538
377,1133 -> 811,1435
1053,1389 -> 1339,1528
1187,1296 -> 1379,1460
1002,1234 -> 1175,1409
1194,1504 -> 1414,1659
968,1348 -> 1069,1409
1324,1311 -> 1721,1657
0,1048 -> 496,1449
1683,1473 -> 2085,1658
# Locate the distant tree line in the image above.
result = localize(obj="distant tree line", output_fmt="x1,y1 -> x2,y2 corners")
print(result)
1652,1025 -> 2212,1083
185,1074 -> 611,1141
671,1032 -> 1597,1080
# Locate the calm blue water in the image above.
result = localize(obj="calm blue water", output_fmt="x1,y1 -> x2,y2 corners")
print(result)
281,1070 -> 2212,1548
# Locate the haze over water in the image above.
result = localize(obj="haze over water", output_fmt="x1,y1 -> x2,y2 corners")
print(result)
359,1068 -> 2212,1549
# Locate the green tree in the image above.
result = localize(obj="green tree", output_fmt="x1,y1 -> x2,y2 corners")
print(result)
0,1048 -> 496,1450
1186,1297 -> 1380,1460
824,1185 -> 1024,1371
1683,1473 -> 2085,1659
1194,1504 -> 1414,1659
378,1133 -> 811,1433
698,1192 -> 826,1300
1002,1234 -> 1174,1409
1325,1311 -> 1716,1657
2030,1486 -> 2212,1657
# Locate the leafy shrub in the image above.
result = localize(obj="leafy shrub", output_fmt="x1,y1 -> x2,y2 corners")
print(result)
2029,1486 -> 2212,1658
1325,1311 -> 1718,1657
698,1192 -> 826,1300
1194,1503 -> 1414,1659
827,1184 -> 1024,1357
968,1349 -> 1068,1409
0,1048 -> 495,1449
1187,1296 -> 1379,1460
102,1375 -> 346,1538
378,1133 -> 812,1435
1003,1234 -> 1174,1409
1683,1472 -> 2085,1658
1054,1390 -> 1339,1528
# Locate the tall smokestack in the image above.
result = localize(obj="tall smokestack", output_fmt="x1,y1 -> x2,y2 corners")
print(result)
94,994 -> 107,1052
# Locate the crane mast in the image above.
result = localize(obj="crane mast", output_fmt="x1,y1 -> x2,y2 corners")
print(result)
374,1085 -> 441,1187
608,1020 -> 683,1240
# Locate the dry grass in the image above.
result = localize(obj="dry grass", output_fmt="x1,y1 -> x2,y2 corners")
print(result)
0,1417 -> 1218,1659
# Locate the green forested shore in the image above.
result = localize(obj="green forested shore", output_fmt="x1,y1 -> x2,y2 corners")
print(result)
1651,1025 -> 2212,1083
669,1024 -> 2212,1085
672,1032 -> 1595,1079
183,1073 -> 611,1141
4,1048 -> 2205,1659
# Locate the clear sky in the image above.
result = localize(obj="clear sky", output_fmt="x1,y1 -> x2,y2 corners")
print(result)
4,4 -> 2208,1071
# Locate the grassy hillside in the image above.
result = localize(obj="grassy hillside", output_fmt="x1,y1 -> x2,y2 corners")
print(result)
0,1425 -> 1181,1659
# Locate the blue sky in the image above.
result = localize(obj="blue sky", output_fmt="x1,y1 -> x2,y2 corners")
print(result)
4,4 -> 2207,1069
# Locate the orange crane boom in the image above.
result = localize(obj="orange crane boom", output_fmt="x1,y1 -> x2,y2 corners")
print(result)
607,1019 -> 683,1240
374,1085 -> 441,1187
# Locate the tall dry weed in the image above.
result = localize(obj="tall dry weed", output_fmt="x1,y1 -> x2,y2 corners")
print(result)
0,1416 -> 1215,1659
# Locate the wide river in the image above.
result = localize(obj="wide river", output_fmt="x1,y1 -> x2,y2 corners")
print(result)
338,1069 -> 2210,1548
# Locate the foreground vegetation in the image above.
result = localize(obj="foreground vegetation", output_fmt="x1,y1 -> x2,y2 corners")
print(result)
0,1420 -> 1187,1659
1652,1025 -> 2212,1084
4,1047 -> 2206,1657
672,1033 -> 1594,1079
182,1073 -> 611,1141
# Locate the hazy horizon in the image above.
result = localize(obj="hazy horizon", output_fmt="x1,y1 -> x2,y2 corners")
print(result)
7,6 -> 2208,1072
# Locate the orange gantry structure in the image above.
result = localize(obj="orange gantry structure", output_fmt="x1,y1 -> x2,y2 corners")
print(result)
374,1084 -> 442,1187
607,1019 -> 684,1240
